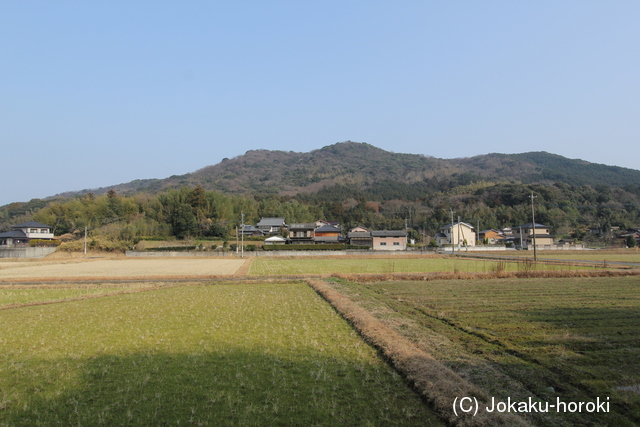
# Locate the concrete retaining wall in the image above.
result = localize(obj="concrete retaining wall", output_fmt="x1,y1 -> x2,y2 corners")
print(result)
0,247 -> 58,258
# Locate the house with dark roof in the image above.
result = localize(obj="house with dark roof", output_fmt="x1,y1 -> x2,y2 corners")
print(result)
256,217 -> 286,235
238,225 -> 264,237
288,223 -> 316,244
348,227 -> 373,248
314,224 -> 347,244
372,230 -> 407,251
0,221 -> 54,248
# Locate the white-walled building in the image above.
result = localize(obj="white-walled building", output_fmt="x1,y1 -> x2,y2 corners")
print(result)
436,222 -> 476,247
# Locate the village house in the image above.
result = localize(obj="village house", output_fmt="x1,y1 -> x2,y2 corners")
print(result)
238,225 -> 264,237
512,223 -> 554,248
371,230 -> 407,251
287,223 -> 316,244
314,224 -> 346,244
347,226 -> 373,248
0,221 -> 55,248
478,229 -> 504,245
256,217 -> 286,235
436,222 -> 476,247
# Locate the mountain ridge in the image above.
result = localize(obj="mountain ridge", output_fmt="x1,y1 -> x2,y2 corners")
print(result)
46,141 -> 639,202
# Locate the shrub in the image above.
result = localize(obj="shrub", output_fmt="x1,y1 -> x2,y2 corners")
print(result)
58,238 -> 130,252
29,239 -> 61,247
147,246 -> 197,252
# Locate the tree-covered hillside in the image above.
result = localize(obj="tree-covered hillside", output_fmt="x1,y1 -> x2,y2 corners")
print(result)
1,142 -> 639,248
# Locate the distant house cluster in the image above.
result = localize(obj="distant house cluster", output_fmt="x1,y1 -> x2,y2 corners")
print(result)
435,222 -> 578,249
239,218 -> 408,251
0,221 -> 54,248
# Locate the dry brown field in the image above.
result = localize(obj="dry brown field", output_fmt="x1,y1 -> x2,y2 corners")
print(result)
0,257 -> 246,281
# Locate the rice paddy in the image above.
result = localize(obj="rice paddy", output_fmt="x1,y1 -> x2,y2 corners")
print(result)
0,282 -> 442,426
330,275 -> 640,426
248,256 -> 590,276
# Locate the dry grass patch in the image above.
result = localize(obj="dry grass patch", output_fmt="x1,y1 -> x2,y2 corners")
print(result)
0,258 -> 245,281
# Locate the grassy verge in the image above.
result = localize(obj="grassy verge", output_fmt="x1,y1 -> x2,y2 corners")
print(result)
0,282 -> 442,426
329,276 -> 640,426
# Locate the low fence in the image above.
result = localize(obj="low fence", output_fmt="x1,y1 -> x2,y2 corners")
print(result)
0,247 -> 58,258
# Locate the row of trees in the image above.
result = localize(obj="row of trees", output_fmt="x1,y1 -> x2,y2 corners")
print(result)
1,180 -> 638,246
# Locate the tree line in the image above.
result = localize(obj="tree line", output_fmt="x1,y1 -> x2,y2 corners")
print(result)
1,180 -> 639,245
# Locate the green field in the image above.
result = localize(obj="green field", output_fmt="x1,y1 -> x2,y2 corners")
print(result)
249,256 -> 589,276
330,276 -> 640,426
0,282 -> 442,426
0,283 -> 164,308
501,250 -> 640,264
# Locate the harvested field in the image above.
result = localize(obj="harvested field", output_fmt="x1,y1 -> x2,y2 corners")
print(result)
0,258 -> 245,280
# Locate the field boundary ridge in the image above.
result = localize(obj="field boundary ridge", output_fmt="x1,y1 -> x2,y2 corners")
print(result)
306,278 -> 530,426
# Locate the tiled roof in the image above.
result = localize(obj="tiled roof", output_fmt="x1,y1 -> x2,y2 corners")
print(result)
514,223 -> 550,229
12,221 -> 52,229
0,229 -> 27,239
348,231 -> 372,238
372,230 -> 407,237
315,225 -> 341,233
257,217 -> 285,226
289,223 -> 316,230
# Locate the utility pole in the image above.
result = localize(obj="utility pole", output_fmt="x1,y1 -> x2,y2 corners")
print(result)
83,226 -> 87,255
450,209 -> 455,254
236,226 -> 239,255
241,212 -> 245,258
531,191 -> 537,262
458,215 -> 461,250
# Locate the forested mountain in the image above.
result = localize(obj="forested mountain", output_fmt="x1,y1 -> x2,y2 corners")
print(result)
1,141 -> 639,246
49,141 -> 640,199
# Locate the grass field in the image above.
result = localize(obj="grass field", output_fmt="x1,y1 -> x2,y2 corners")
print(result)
0,283 -> 170,309
3,254 -> 638,425
330,276 -> 640,426
498,249 -> 640,264
0,282 -> 442,426
249,256 -> 592,276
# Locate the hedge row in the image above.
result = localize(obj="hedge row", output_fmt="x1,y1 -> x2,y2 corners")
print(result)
29,239 -> 62,247
147,246 -> 198,252
263,244 -> 370,251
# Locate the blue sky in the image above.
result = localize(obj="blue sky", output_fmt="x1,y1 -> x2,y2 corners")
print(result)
2,1 -> 639,206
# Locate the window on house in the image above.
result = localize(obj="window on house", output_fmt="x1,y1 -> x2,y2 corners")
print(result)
30,229 -> 38,233
380,242 -> 387,246
393,242 -> 400,246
